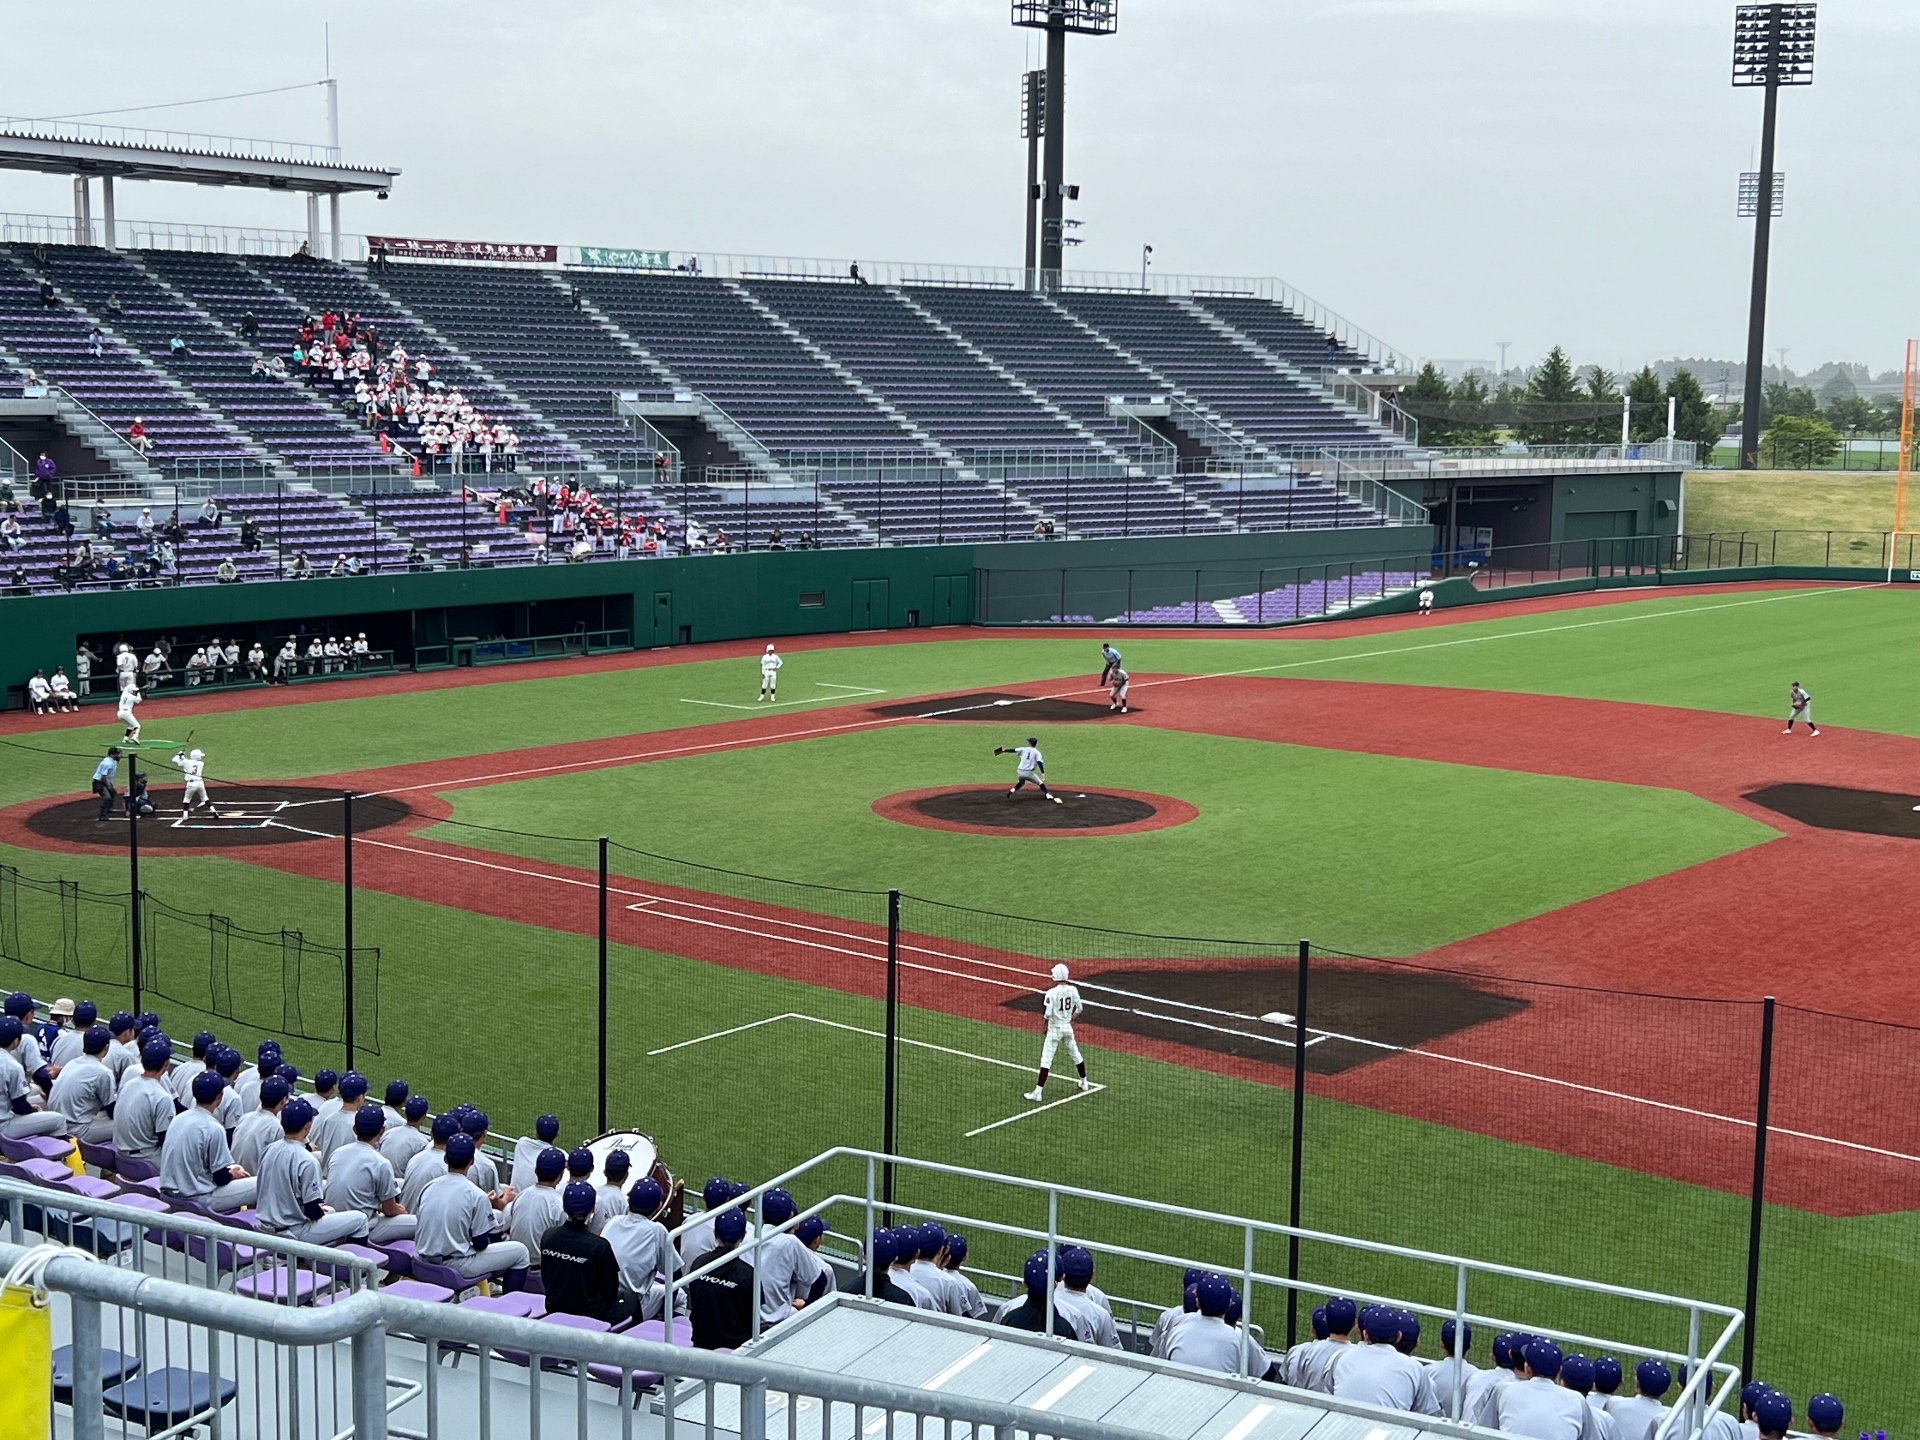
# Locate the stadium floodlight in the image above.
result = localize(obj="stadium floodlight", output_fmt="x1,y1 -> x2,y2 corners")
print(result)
1732,3 -> 1816,471
1021,70 -> 1046,284
1012,1 -> 1118,290
1736,172 -> 1785,217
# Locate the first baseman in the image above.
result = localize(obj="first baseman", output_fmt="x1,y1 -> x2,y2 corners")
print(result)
1027,963 -> 1088,1101
759,644 -> 783,702
171,747 -> 212,814
995,736 -> 1063,803
1785,681 -> 1817,736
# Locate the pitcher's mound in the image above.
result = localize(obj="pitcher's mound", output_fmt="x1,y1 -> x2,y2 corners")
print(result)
873,786 -> 1195,837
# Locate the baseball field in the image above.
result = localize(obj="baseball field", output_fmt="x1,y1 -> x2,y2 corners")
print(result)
1,579 -> 1915,1429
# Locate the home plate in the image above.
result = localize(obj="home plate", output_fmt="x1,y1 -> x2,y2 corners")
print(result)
994,699 -> 1014,706
1261,1012 -> 1295,1026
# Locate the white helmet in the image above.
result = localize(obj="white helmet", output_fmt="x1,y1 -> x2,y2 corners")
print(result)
1051,964 -> 1070,983
189,749 -> 204,761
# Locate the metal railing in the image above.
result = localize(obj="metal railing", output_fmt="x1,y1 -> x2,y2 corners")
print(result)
0,116 -> 347,165
0,210 -> 362,260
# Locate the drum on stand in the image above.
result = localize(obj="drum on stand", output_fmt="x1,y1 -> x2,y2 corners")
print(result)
586,1129 -> 682,1225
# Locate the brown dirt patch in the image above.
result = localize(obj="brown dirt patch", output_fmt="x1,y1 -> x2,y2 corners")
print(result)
1745,783 -> 1920,840
872,786 -> 1197,837
26,785 -> 413,850
870,692 -> 1119,721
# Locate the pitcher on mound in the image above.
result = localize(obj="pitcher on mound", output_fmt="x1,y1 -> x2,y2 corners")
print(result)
1026,963 -> 1089,1101
995,737 -> 1063,804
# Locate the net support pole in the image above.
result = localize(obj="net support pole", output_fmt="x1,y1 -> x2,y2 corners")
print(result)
597,835 -> 609,1134
883,888 -> 900,1220
1286,938 -> 1309,1349
342,791 -> 355,1072
1741,994 -> 1775,1382
128,804 -> 142,1014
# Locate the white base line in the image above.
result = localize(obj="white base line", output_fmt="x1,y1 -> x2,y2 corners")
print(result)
646,1012 -> 1106,1137
680,684 -> 888,712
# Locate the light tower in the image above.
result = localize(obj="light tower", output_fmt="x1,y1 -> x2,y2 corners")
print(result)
1732,3 -> 1816,470
1013,0 -> 1118,290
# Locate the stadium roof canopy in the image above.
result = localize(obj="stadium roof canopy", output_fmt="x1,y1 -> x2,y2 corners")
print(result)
0,117 -> 398,257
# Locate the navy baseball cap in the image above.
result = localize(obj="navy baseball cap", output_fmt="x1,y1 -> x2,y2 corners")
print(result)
338,1071 -> 369,1100
1311,1306 -> 1329,1340
260,1076 -> 292,1107
604,1150 -> 631,1178
1594,1357 -> 1623,1394
1226,1289 -> 1244,1326
536,1114 -> 560,1141
1059,1245 -> 1094,1281
1806,1394 -> 1843,1431
110,1012 -> 137,1034
1442,1318 -> 1471,1352
628,1177 -> 664,1214
703,1176 -> 733,1208
83,1025 -> 110,1055
462,1110 -> 489,1136
1325,1296 -> 1358,1333
714,1207 -> 747,1244
1396,1311 -> 1420,1353
563,1180 -> 598,1218
191,1071 -> 225,1104
1023,1251 -> 1053,1294
141,1037 -> 173,1069
314,1069 -> 339,1093
1183,1267 -> 1206,1289
3,992 -> 35,1017
916,1221 -> 946,1257
1491,1333 -> 1519,1368
0,1018 -> 20,1047
797,1215 -> 827,1244
869,1228 -> 897,1268
1637,1359 -> 1673,1397
384,1079 -> 409,1106
1755,1393 -> 1793,1433
191,1030 -> 217,1056
445,1133 -> 476,1166
136,1011 -> 160,1031
404,1095 -> 430,1121
1561,1355 -> 1596,1393
1742,1382 -> 1773,1410
567,1146 -> 594,1177
762,1188 -> 796,1225
1196,1276 -> 1232,1316
1360,1305 -> 1398,1342
257,1040 -> 281,1063
430,1114 -> 460,1142
353,1106 -> 386,1138
213,1046 -> 242,1076
535,1147 -> 566,1181
281,1097 -> 316,1132
1523,1339 -> 1563,1378
73,1000 -> 97,1026
946,1234 -> 968,1263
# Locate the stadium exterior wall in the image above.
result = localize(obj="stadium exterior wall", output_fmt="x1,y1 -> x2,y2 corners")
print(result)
0,527 -> 1429,690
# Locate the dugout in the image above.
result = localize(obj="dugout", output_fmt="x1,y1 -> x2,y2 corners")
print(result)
1388,464 -> 1684,569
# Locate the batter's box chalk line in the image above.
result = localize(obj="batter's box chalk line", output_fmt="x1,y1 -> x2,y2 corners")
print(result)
645,1011 -> 1103,1137
169,800 -> 292,830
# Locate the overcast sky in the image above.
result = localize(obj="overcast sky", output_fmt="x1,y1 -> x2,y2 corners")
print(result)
4,1 -> 1914,377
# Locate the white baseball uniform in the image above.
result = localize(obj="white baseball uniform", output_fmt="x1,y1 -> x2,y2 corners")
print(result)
115,687 -> 141,741
1039,980 -> 1084,1070
1787,684 -> 1814,731
1108,667 -> 1130,711
1014,744 -> 1043,779
759,648 -> 783,698
172,752 -> 209,810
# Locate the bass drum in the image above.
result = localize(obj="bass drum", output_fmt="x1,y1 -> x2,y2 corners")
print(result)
586,1129 -> 684,1228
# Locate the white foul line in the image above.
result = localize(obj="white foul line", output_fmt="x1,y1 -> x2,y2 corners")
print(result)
680,683 -> 888,712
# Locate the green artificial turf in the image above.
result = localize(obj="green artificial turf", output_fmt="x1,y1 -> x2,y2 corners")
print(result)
434,723 -> 1775,951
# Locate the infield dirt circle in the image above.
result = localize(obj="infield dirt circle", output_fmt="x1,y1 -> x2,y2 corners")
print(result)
872,785 -> 1197,837
25,785 -> 414,849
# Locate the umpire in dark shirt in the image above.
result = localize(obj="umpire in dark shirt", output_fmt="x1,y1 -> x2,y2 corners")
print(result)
838,1226 -> 916,1306
540,1182 -> 641,1326
688,1207 -> 755,1349
999,1251 -> 1077,1340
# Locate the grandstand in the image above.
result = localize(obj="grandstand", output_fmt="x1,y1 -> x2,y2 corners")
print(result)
0,237 -> 1438,592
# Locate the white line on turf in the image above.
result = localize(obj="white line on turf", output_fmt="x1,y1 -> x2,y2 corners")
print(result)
680,684 -> 888,712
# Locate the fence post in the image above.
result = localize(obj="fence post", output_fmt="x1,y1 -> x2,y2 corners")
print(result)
352,1324 -> 391,1440
1741,995 -> 1775,1382
1286,937 -> 1308,1348
72,1293 -> 104,1440
342,791 -> 354,1072
128,803 -> 142,1015
883,888 -> 899,1219
598,835 -> 609,1134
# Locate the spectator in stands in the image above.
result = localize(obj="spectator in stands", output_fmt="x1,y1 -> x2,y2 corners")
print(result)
605,1176 -> 676,1320
240,310 -> 258,341
105,292 -> 122,315
935,1232 -> 986,1319
289,551 -> 313,579
110,1037 -> 174,1162
232,1075 -> 291,1174
687,1207 -> 754,1349
998,1249 -> 1078,1339
902,1223 -> 959,1316
541,1181 -> 642,1325
310,1070 -> 372,1168
135,507 -> 154,543
1752,1393 -> 1791,1440
1558,1356 -> 1617,1440
1494,1339 -> 1593,1440
127,419 -> 151,455
512,1115 -> 565,1192
885,1226 -> 938,1308
1604,1360 -> 1671,1440
0,515 -> 21,552
159,1072 -> 255,1211
382,1094 -> 432,1172
1804,1394 -> 1843,1440
90,502 -> 112,538
52,500 -> 72,540
329,553 -> 352,577
839,1227 -> 914,1305
0,1017 -> 68,1139
207,1047 -> 247,1132
589,1149 -> 632,1233
1334,1305 -> 1426,1408
38,278 -> 56,307
400,1112 -> 458,1212
1420,1319 -> 1491,1419
87,326 -> 104,358
1164,1275 -> 1251,1373
198,497 -> 221,529
459,1109 -> 511,1203
103,1013 -> 140,1084
415,1133 -> 531,1288
166,1030 -> 216,1105
757,1205 -> 830,1327
237,515 -> 262,552
324,1106 -> 417,1242
1052,1246 -> 1121,1346
509,1147 -> 569,1259
256,1098 -> 370,1244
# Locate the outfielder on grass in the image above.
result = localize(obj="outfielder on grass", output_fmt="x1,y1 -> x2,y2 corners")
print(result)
1026,962 -> 1089,1102
759,644 -> 783,702
995,737 -> 1063,803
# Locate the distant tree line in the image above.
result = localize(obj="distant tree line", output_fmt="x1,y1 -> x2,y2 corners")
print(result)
1400,348 -> 1721,450
1750,381 -> 1910,468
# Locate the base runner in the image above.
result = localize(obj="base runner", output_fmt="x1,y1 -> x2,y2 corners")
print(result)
1785,681 -> 1817,736
1026,963 -> 1089,1101
994,737 -> 1063,804
759,644 -> 783,702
